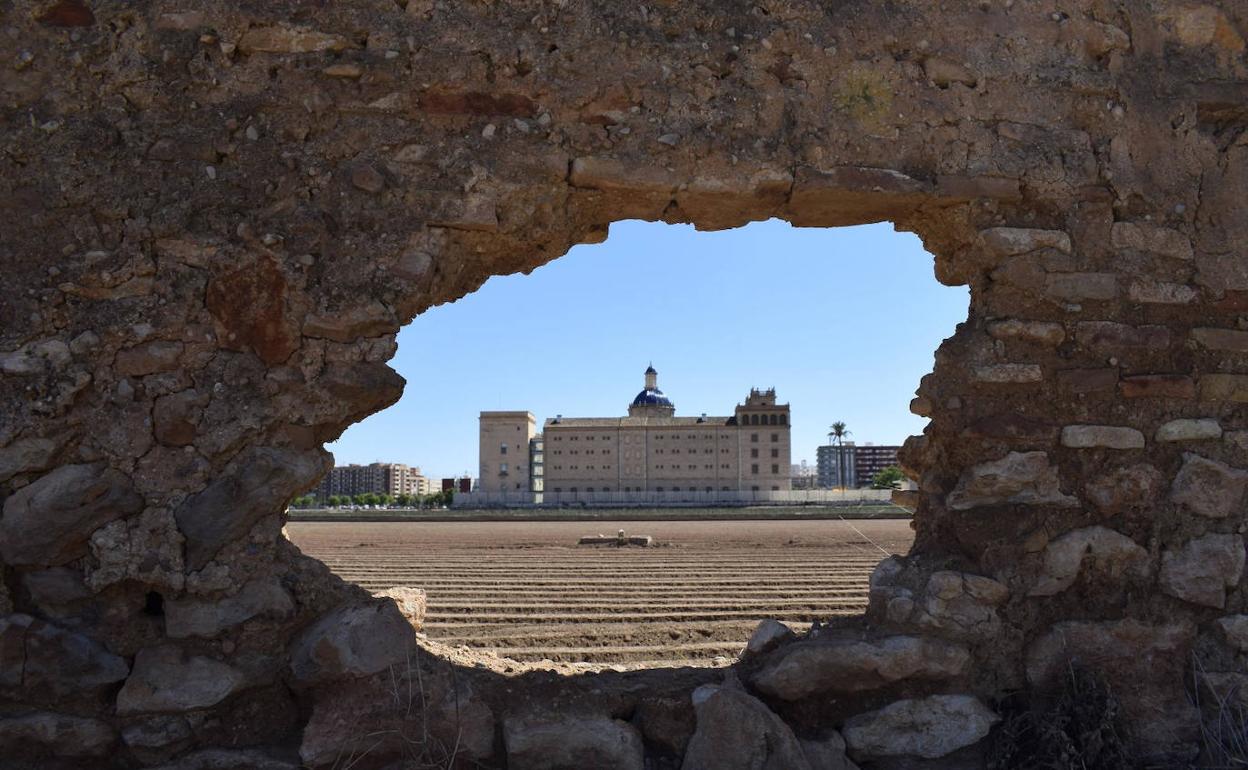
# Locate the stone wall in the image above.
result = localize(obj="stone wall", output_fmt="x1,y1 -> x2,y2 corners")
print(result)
1,0 -> 1246,767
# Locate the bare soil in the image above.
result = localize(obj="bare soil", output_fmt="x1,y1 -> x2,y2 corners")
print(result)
287,518 -> 915,667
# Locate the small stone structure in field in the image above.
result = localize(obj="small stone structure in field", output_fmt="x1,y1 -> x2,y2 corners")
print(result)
1,1 -> 1247,767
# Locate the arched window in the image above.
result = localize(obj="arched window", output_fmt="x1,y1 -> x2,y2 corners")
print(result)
769,414 -> 778,425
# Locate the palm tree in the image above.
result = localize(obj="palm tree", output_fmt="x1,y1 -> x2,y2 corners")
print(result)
829,421 -> 851,490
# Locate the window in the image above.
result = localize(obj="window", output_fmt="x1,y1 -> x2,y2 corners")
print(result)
751,464 -> 759,474
751,448 -> 759,458
751,485 -> 760,492
500,463 -> 508,473
779,415 -> 787,425
500,444 -> 507,454
771,485 -> 780,491
751,433 -> 759,443
769,414 -> 777,425
772,464 -> 779,474
771,449 -> 779,458
771,433 -> 779,442
554,487 -> 562,493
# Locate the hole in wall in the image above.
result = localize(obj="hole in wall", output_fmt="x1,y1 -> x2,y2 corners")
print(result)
288,218 -> 968,670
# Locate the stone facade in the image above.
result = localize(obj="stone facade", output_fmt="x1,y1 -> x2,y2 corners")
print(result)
477,411 -> 537,498
542,370 -> 792,496
1,1 -> 1247,767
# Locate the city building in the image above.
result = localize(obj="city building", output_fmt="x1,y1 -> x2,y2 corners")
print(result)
478,411 -> 539,501
854,444 -> 902,487
816,443 -> 856,488
532,366 -> 792,499
315,462 -> 430,500
816,442 -> 902,488
790,460 -> 818,490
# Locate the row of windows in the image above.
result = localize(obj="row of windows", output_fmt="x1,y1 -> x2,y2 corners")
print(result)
749,448 -> 781,458
741,414 -> 787,426
750,464 -> 782,474
750,433 -> 782,443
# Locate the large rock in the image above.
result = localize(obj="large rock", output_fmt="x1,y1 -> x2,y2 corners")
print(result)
116,645 -> 248,715
946,451 -> 1078,510
289,600 -> 417,685
1169,454 -> 1248,519
0,614 -> 129,697
752,636 -> 969,700
1160,533 -> 1245,608
842,694 -> 999,760
166,576 -> 295,638
175,446 -> 329,569
504,715 -> 643,770
0,712 -> 115,758
1029,526 -> 1150,597
681,685 -> 811,770
0,462 -> 142,566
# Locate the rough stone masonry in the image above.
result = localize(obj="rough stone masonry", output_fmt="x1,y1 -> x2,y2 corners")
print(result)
1,0 -> 1246,767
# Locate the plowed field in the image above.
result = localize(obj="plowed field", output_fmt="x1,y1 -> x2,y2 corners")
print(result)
287,518 -> 914,668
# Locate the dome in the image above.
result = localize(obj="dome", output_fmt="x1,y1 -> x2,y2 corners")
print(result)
632,388 -> 673,407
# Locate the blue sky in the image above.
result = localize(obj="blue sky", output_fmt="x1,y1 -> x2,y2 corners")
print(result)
327,219 -> 969,478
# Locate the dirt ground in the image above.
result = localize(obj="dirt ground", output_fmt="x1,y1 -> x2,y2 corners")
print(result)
288,518 -> 915,668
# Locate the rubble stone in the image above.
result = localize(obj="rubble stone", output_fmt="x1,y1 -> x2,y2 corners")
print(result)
1085,463 -> 1163,514
166,577 -> 294,638
372,586 -> 427,630
0,437 -> 58,482
0,463 -> 143,567
1156,418 -> 1222,442
743,618 -> 794,656
1060,425 -> 1145,449
912,572 -> 1009,640
946,452 -> 1077,510
1216,615 -> 1248,653
752,636 -> 969,699
842,694 -> 999,760
682,685 -> 811,770
116,646 -> 248,715
1160,533 -> 1245,608
1029,526 -> 1149,596
504,715 -> 643,770
0,712 -> 115,758
175,447 -> 329,569
1170,453 -> 1248,518
0,614 -> 129,696
289,600 -> 416,684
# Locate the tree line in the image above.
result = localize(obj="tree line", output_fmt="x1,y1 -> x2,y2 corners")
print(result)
288,490 -> 455,509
